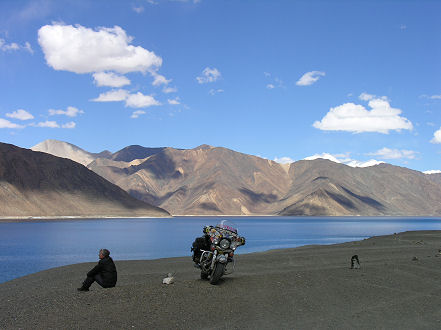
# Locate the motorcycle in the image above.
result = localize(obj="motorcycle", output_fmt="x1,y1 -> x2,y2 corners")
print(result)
191,220 -> 246,285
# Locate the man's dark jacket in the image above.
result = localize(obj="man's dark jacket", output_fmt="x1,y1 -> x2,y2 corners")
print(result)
87,256 -> 117,287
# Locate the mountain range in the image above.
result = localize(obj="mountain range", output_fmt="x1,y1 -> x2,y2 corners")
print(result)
0,142 -> 169,218
30,139 -> 441,216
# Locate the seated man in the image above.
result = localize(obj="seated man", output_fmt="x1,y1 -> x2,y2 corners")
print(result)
77,248 -> 117,292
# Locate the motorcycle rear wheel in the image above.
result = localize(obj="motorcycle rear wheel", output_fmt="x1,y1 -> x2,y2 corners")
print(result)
209,263 -> 225,285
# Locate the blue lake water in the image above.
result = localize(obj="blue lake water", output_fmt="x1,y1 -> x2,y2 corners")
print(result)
1,216 -> 441,284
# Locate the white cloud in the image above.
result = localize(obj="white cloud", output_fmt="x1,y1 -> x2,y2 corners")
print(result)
0,38 -> 33,53
266,84 -> 275,89
274,157 -> 295,164
163,86 -> 177,94
132,5 -> 144,13
38,23 -> 162,74
152,73 -> 171,86
359,92 -> 389,102
48,106 -> 84,117
125,92 -> 161,108
196,67 -> 221,84
131,110 -> 146,118
313,98 -> 413,134
92,89 -> 129,102
209,89 -> 224,95
424,170 -> 441,174
346,159 -> 384,168
6,109 -> 34,120
368,147 -> 417,160
62,121 -> 76,129
24,42 -> 33,54
304,152 -> 383,168
431,127 -> 441,144
359,92 -> 375,101
92,89 -> 160,108
420,94 -> 441,100
168,98 -> 180,105
34,120 -> 60,128
296,71 -> 325,86
93,72 -> 130,87
304,153 -> 341,163
0,118 -> 24,129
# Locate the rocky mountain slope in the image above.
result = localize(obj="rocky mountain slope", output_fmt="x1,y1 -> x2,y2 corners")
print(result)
31,140 -> 441,216
0,143 -> 169,218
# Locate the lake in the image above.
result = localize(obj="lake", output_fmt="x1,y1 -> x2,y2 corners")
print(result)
1,216 -> 441,284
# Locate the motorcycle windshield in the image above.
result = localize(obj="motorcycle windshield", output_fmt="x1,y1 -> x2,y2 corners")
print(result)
215,220 -> 238,234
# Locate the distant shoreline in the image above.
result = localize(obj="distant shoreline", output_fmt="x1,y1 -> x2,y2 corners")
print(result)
0,215 -> 172,223
1,214 -> 441,223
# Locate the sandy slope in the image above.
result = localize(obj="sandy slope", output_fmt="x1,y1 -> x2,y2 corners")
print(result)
2,231 -> 441,329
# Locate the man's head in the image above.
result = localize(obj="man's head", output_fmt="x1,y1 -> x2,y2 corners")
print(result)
99,249 -> 110,259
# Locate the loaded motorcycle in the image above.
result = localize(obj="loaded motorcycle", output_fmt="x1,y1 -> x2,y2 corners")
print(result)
191,220 -> 245,285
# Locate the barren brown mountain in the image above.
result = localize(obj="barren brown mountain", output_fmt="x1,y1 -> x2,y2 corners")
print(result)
0,143 -> 169,218
33,140 -> 441,216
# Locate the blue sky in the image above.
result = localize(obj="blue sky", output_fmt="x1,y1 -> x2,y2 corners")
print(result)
1,0 -> 441,172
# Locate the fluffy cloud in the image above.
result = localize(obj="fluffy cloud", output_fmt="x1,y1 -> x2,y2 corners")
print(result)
345,159 -> 384,168
304,153 -> 383,168
0,118 -> 24,129
62,122 -> 76,129
152,73 -> 171,86
266,84 -> 275,89
209,89 -> 224,95
132,5 -> 144,13
92,89 -> 129,102
92,89 -> 160,108
163,86 -> 177,94
196,67 -> 221,84
304,153 -> 341,163
424,170 -> 441,174
93,72 -> 130,87
274,157 -> 295,164
430,127 -> 441,144
313,98 -> 413,133
359,92 -> 375,101
168,98 -> 180,105
367,147 -> 417,160
34,120 -> 60,128
131,110 -> 146,119
125,92 -> 161,108
6,109 -> 34,120
0,39 -> 33,53
48,106 -> 84,117
38,24 -> 162,74
421,94 -> 441,100
296,71 -> 325,86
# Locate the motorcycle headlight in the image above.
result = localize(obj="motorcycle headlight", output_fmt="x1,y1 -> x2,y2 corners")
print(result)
220,238 -> 230,249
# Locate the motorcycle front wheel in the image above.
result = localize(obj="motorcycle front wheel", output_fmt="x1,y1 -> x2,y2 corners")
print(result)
209,263 -> 225,285
200,271 -> 209,280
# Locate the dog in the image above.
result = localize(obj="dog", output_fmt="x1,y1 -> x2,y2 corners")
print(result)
351,255 -> 360,269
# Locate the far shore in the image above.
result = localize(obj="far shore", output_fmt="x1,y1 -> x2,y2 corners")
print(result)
1,214 -> 441,223
2,230 -> 441,329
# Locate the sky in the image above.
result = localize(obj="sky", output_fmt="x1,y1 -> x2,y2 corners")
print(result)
1,0 -> 441,173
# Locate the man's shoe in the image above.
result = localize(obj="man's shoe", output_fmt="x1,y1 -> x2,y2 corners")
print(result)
77,287 -> 89,292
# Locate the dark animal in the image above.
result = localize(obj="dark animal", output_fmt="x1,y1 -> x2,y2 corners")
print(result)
351,255 -> 360,269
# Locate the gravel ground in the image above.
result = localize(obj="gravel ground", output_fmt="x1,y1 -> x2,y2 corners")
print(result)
2,231 -> 441,329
